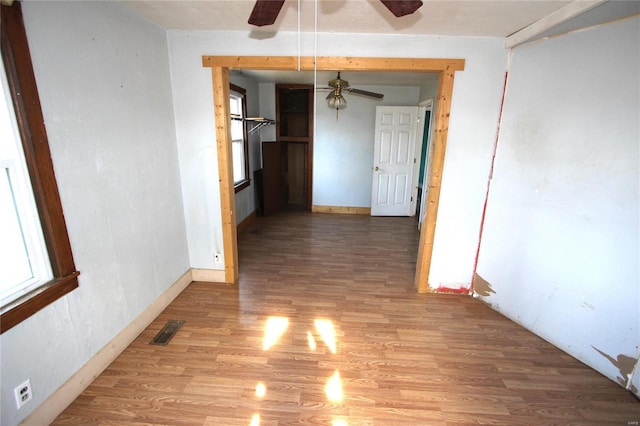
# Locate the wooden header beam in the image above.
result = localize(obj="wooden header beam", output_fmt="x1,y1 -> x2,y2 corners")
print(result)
202,56 -> 465,72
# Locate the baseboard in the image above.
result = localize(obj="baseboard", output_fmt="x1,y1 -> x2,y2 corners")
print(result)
312,205 -> 371,215
191,268 -> 226,282
236,211 -> 256,235
21,269 -> 193,426
628,357 -> 640,397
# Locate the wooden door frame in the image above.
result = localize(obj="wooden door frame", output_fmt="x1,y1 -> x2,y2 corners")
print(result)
202,56 -> 465,292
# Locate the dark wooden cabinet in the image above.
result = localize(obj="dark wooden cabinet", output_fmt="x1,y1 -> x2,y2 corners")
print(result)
276,84 -> 313,141
262,85 -> 313,215
261,141 -> 282,216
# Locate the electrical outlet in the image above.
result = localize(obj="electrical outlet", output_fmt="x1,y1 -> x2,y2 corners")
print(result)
14,379 -> 32,409
214,253 -> 222,263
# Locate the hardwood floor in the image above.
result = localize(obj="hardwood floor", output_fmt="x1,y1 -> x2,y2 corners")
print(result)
54,212 -> 639,425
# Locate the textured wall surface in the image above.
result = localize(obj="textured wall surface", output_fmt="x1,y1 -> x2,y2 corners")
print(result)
0,3 -> 189,424
475,17 -> 640,388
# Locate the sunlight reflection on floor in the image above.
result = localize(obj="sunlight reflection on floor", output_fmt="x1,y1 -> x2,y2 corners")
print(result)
256,316 -> 345,424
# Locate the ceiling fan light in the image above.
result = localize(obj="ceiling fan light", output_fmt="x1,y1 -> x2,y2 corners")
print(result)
327,94 -> 347,110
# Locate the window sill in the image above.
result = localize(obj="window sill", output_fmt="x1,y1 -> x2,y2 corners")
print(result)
234,179 -> 250,193
0,272 -> 80,333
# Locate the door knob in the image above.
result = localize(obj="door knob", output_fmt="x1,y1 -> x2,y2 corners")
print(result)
374,166 -> 379,171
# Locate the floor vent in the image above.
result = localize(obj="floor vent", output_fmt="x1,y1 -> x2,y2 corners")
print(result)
150,320 -> 184,345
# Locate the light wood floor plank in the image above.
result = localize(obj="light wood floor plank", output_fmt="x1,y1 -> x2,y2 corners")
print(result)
53,212 -> 639,425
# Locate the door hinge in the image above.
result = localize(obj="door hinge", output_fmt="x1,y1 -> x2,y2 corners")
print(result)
414,158 -> 417,164
411,196 -> 413,202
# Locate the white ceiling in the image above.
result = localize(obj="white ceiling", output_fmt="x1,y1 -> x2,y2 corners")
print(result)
120,0 -> 639,86
123,0 -> 574,37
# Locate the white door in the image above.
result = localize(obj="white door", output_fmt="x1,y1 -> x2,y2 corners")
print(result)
371,106 -> 421,216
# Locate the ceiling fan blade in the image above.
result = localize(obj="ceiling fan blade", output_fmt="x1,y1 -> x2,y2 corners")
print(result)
346,88 -> 384,99
379,0 -> 423,17
248,0 -> 285,27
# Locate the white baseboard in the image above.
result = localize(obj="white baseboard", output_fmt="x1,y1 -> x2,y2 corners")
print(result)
629,356 -> 640,398
191,268 -> 226,282
21,269 -> 194,425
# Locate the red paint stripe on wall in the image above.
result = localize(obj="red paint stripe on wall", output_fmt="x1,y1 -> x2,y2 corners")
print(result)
471,71 -> 509,294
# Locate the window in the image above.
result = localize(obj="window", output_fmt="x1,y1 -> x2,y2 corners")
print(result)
230,84 -> 250,192
0,59 -> 53,307
1,3 -> 79,333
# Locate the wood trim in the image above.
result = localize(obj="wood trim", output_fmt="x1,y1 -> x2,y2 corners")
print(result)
203,56 -> 464,291
312,205 -> 371,215
0,3 -> 80,333
230,83 -> 251,194
212,67 -> 239,284
234,179 -> 250,193
203,56 -> 465,72
191,268 -> 226,283
0,272 -> 79,333
21,269 -> 193,426
415,68 -> 456,293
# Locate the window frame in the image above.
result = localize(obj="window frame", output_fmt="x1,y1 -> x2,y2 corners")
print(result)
0,105 -> 54,305
1,3 -> 79,333
229,83 -> 250,193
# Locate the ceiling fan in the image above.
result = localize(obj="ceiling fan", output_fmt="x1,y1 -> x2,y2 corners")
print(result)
322,71 -> 383,105
248,0 -> 423,27
318,72 -> 384,118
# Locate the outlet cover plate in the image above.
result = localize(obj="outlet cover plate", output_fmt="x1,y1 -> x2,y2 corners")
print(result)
14,379 -> 32,409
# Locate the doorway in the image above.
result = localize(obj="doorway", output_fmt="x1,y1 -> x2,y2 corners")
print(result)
417,98 -> 435,229
261,140 -> 309,215
203,56 -> 465,293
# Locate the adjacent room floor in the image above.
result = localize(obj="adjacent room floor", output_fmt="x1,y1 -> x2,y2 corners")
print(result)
53,212 -> 639,425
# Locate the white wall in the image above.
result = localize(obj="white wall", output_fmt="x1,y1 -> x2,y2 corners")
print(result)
314,85 -> 421,207
475,17 -> 640,388
259,82 -> 277,144
0,2 -> 188,425
167,31 -> 507,286
419,81 -> 439,102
